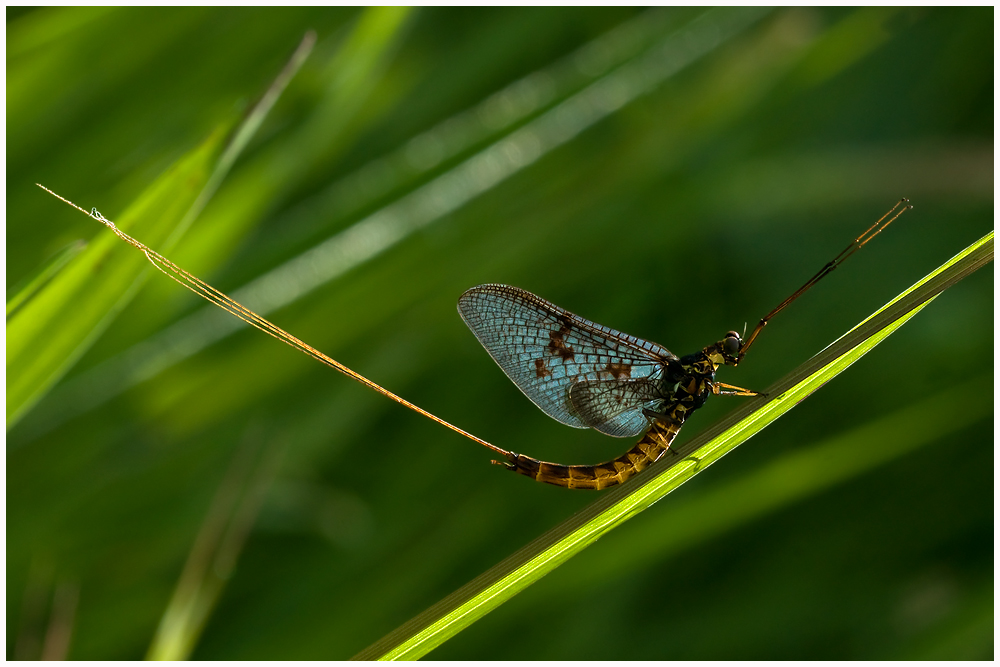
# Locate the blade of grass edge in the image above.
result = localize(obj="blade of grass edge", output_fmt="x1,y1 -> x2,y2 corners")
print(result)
354,231 -> 993,660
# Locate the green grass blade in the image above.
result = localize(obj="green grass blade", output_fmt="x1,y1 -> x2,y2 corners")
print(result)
354,231 -> 993,661
6,33 -> 315,430
547,372 -> 992,591
5,239 -> 86,318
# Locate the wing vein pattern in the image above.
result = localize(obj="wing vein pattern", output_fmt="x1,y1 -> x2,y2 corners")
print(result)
458,284 -> 676,437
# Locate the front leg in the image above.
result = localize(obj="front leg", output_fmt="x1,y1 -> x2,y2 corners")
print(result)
709,381 -> 767,398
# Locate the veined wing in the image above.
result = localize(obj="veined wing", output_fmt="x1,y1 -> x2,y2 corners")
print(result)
458,284 -> 676,437
568,378 -> 666,437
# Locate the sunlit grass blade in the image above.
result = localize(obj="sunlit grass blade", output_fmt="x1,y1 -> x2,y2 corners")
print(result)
6,33 -> 315,429
550,373 -> 992,591
354,231 -> 993,661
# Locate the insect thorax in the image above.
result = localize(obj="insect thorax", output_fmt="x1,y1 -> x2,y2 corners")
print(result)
653,352 -> 717,423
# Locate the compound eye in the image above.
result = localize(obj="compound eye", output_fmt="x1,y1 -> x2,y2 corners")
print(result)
723,335 -> 740,357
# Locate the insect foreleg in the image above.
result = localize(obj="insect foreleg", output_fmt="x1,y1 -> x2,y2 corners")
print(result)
641,406 -> 679,424
709,381 -> 766,398
735,199 -> 910,365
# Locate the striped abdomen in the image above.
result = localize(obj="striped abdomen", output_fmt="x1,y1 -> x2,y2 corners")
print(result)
501,418 -> 682,490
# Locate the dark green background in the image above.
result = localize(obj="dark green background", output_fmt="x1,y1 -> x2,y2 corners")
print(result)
7,7 -> 992,660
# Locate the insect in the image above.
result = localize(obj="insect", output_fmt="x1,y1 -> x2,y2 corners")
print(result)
38,186 -> 911,492
459,200 -> 911,489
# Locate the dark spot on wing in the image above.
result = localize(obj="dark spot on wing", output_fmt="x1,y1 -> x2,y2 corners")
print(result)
547,321 -> 576,361
554,314 -> 573,329
606,362 -> 632,380
534,358 -> 551,378
547,337 -> 575,361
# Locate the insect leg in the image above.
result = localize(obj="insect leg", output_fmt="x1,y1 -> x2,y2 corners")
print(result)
709,381 -> 766,398
490,455 -> 517,470
641,406 -> 675,423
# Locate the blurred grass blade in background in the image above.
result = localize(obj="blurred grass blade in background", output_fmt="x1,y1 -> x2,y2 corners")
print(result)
151,7 -> 414,284
7,129 -> 228,428
146,427 -> 286,661
6,31 -> 315,430
355,232 -> 993,660
5,239 -> 86,319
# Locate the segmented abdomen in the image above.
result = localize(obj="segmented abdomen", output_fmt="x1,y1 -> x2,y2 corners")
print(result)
505,418 -> 682,490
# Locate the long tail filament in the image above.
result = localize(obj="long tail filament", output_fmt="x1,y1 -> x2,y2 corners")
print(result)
36,184 -> 513,459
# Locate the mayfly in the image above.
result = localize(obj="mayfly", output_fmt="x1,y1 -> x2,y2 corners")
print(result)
38,185 -> 907,491
458,200 -> 911,489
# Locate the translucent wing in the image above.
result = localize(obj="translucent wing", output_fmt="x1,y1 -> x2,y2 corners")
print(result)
458,284 -> 676,437
568,378 -> 666,437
